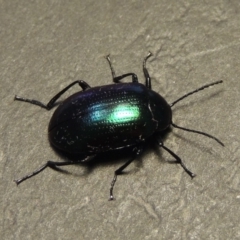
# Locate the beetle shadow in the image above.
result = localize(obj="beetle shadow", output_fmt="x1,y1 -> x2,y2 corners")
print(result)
49,143 -> 147,178
48,126 -> 207,179
48,127 -> 173,179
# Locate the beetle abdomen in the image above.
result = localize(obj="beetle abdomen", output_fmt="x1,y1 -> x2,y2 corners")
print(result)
48,83 -> 158,154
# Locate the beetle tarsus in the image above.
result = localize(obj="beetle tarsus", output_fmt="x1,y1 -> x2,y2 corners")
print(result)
109,174 -> 117,201
14,160 -> 87,185
14,95 -> 48,109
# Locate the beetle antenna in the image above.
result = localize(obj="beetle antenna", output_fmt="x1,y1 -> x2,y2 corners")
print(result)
170,80 -> 223,107
171,122 -> 224,146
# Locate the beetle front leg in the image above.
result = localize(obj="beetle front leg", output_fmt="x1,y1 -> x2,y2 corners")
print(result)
14,80 -> 91,110
105,54 -> 139,83
109,145 -> 143,201
157,139 -> 196,178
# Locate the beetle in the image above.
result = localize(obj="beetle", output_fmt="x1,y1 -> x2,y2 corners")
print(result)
14,52 -> 224,200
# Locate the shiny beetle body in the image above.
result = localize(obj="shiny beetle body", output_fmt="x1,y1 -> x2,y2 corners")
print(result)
14,52 -> 223,200
49,82 -> 172,154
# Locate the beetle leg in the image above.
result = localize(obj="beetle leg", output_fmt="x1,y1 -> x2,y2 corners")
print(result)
14,80 -> 91,110
143,51 -> 153,89
105,54 -> 116,79
14,157 -> 92,185
109,146 -> 143,201
105,54 -> 138,83
157,139 -> 196,178
113,73 -> 139,83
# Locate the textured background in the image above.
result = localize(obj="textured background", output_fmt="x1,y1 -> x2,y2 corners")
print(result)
1,1 -> 240,239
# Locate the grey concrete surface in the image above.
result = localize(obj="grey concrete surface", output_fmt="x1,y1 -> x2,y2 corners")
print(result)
1,1 -> 240,239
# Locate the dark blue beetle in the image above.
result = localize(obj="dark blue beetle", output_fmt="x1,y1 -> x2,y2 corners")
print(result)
14,52 -> 223,200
